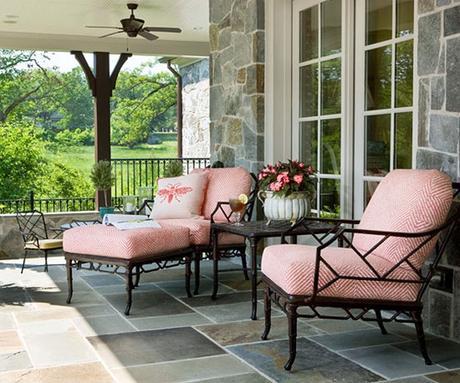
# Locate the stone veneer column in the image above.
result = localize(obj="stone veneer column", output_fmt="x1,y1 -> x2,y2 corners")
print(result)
180,59 -> 210,158
209,0 -> 265,173
416,0 -> 460,339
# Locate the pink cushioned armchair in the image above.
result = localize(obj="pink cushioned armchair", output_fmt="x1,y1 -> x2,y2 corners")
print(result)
261,169 -> 459,371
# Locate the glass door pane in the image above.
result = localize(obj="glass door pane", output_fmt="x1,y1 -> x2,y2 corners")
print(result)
355,0 -> 414,215
294,0 -> 343,218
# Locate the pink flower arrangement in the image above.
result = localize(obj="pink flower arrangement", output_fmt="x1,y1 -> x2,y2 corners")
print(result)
258,160 -> 316,197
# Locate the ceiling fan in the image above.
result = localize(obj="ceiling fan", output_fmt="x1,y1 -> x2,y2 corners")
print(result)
86,3 -> 182,41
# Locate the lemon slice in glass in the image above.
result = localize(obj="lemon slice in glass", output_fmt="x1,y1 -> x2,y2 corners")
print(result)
238,193 -> 249,205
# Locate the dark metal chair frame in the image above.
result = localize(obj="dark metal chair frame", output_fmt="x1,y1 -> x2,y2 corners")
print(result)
16,210 -> 63,273
65,248 -> 193,315
193,173 -> 258,295
261,207 -> 460,371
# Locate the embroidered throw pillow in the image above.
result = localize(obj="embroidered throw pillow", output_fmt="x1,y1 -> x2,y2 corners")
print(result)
150,173 -> 208,219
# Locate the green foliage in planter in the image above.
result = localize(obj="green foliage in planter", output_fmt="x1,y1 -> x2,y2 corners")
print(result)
90,160 -> 115,206
164,160 -> 184,178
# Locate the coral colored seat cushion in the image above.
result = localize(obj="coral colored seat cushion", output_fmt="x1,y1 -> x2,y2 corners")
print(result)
261,244 -> 420,301
193,167 -> 253,221
353,169 -> 452,269
63,224 -> 190,260
158,218 -> 245,246
150,173 -> 208,220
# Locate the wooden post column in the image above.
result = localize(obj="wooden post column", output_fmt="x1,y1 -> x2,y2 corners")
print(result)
167,59 -> 183,158
71,51 -> 131,207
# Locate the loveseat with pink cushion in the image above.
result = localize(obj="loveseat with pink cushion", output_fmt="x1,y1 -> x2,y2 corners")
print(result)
63,167 -> 255,315
260,169 -> 458,370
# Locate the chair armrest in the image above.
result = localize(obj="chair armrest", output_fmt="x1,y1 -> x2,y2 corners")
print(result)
18,231 -> 40,247
280,217 -> 345,245
48,228 -> 64,239
137,199 -> 155,215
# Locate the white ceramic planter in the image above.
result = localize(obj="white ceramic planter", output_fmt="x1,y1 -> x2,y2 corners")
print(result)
258,191 -> 311,224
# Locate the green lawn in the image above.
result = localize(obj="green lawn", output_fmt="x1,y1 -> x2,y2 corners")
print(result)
47,141 -> 178,175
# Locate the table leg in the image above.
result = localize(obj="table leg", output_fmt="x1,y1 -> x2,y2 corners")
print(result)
211,229 -> 219,300
250,238 -> 259,320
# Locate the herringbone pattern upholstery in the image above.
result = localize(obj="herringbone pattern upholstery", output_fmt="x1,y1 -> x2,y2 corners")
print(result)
63,224 -> 190,259
261,245 -> 419,300
353,169 -> 452,269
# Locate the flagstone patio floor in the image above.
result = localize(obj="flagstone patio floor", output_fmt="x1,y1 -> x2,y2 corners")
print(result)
1,256 -> 460,383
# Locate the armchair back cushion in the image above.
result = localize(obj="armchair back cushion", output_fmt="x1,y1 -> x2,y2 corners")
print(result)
353,169 -> 452,269
193,167 -> 253,222
150,172 -> 208,219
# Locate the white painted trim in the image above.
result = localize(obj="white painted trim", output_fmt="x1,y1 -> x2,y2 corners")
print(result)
264,0 -> 293,164
0,31 -> 210,57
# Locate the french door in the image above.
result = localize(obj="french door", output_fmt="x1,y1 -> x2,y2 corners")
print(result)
292,0 -> 414,218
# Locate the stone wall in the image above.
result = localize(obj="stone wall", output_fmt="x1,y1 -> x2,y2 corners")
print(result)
181,59 -> 211,158
0,212 -> 99,259
209,0 -> 265,173
416,1 -> 460,339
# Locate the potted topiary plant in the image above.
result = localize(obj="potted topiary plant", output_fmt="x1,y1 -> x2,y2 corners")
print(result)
90,160 -> 115,217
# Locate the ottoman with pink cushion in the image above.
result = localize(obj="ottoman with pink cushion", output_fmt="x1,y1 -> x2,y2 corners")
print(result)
63,223 -> 192,315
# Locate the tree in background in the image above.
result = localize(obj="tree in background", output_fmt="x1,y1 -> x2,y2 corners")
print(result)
112,66 -> 176,147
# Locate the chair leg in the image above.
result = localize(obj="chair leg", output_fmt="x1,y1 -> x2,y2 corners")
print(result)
375,309 -> 388,335
261,285 -> 272,340
185,255 -> 192,298
125,267 -> 134,316
44,250 -> 48,272
240,251 -> 249,281
284,304 -> 298,371
66,258 -> 73,304
134,265 -> 141,288
412,310 -> 432,365
194,252 -> 201,295
21,250 -> 28,274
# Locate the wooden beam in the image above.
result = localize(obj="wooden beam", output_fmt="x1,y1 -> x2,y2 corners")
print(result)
70,51 -> 96,96
110,53 -> 132,93
72,51 -> 130,208
167,59 -> 183,158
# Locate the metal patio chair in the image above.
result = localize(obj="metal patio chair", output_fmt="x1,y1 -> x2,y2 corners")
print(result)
261,169 -> 459,371
16,210 -> 63,273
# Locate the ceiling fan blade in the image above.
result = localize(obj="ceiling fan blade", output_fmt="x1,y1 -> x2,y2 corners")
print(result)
99,31 -> 125,38
139,30 -> 159,41
86,26 -> 123,29
143,27 -> 182,33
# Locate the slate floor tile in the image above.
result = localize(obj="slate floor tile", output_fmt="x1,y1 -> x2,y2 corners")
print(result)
111,354 -> 253,383
199,373 -> 271,383
0,351 -> 32,373
194,301 -> 273,323
396,338 -> 460,369
385,378 -> 433,382
307,318 -> 374,334
0,313 -> 15,331
197,316 -> 321,346
340,345 -> 443,379
0,362 -> 114,383
229,337 -> 382,382
310,328 -> 407,351
23,328 -> 98,367
427,369 -> 460,382
73,314 -> 136,336
103,289 -> 193,318
129,312 -> 212,331
156,278 -> 233,297
88,327 -> 225,368
81,274 -> 124,287
182,291 -> 255,307
0,331 -> 23,354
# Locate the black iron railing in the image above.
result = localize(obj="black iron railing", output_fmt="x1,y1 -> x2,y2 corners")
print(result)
0,157 -> 210,214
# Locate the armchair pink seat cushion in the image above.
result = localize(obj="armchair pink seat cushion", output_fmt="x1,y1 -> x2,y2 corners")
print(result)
193,167 -> 253,221
63,224 -> 190,260
158,218 -> 244,246
261,245 -> 420,301
353,169 -> 452,269
262,169 -> 453,302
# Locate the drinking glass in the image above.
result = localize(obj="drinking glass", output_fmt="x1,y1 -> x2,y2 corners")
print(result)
229,198 -> 245,226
